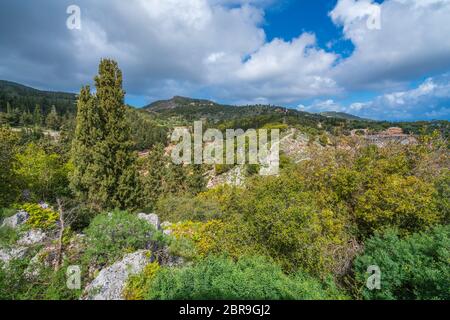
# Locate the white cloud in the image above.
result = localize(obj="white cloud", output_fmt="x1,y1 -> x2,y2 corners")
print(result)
0,0 -> 449,120
302,75 -> 450,120
330,0 -> 450,90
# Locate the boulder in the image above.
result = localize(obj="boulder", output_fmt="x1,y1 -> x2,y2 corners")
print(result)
83,250 -> 152,300
137,213 -> 160,230
17,229 -> 47,246
1,210 -> 29,229
0,246 -> 28,265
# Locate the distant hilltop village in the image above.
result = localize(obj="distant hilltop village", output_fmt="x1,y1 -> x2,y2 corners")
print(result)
351,127 -> 417,147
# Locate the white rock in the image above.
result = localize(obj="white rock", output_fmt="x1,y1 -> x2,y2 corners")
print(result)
137,213 -> 160,230
160,221 -> 173,236
17,229 -> 47,246
1,210 -> 29,229
0,246 -> 28,265
83,250 -> 152,300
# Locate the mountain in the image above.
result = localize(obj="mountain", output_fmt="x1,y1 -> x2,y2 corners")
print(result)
2,81 -> 447,137
144,96 -> 330,128
0,80 -> 77,115
319,111 -> 372,121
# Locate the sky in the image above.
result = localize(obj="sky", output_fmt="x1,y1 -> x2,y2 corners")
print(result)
0,0 -> 449,121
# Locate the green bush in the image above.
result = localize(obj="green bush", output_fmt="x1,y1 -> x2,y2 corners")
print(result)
83,210 -> 163,268
0,259 -> 82,300
21,203 -> 59,230
0,207 -> 16,221
0,225 -> 19,248
0,128 -> 20,207
123,262 -> 160,300
232,176 -> 351,275
156,194 -> 223,222
14,143 -> 71,202
354,225 -> 450,300
146,256 -> 347,300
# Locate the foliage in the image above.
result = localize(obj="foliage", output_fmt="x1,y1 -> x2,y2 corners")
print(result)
70,59 -> 141,211
15,143 -> 71,202
230,175 -> 351,276
354,225 -> 450,300
0,259 -> 82,300
156,195 -> 223,222
434,169 -> 450,223
21,203 -> 59,230
123,262 -> 160,300
141,143 -> 168,210
0,225 -> 19,248
82,210 -> 160,268
0,128 -> 19,206
146,255 -> 347,300
354,175 -> 440,237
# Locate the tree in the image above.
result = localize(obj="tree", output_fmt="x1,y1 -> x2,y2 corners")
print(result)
0,128 -> 19,206
165,163 -> 188,195
45,105 -> 60,130
70,59 -> 140,210
14,143 -> 70,202
19,110 -> 33,127
187,164 -> 206,195
33,104 -> 43,127
142,143 -> 168,210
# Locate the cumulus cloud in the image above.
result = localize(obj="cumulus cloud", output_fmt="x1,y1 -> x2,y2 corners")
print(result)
330,0 -> 450,90
302,75 -> 450,121
0,0 -> 449,120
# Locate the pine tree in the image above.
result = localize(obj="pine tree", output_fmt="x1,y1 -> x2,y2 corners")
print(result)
142,143 -> 168,209
33,104 -> 43,127
45,105 -> 60,130
187,164 -> 206,195
0,128 -> 19,206
70,59 -> 140,210
165,163 -> 188,195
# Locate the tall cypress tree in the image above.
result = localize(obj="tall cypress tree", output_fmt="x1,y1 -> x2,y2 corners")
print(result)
70,59 -> 140,210
142,143 -> 168,209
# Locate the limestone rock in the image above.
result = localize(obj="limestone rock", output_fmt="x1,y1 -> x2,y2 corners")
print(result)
83,250 -> 152,300
0,246 -> 28,264
1,210 -> 29,229
17,229 -> 47,246
137,213 -> 160,230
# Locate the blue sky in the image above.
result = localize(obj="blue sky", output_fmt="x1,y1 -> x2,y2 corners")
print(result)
0,0 -> 449,121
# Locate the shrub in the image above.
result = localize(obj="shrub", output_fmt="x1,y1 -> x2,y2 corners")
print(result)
0,207 -> 16,221
354,175 -> 441,237
0,128 -> 19,207
353,225 -> 450,300
123,262 -> 160,300
232,176 -> 351,276
145,256 -> 347,300
14,143 -> 71,202
167,220 -> 259,260
156,195 -> 223,222
0,258 -> 82,300
21,203 -> 59,230
83,210 -> 162,268
0,225 -> 19,248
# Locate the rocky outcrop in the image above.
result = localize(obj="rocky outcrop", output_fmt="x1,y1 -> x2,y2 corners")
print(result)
207,165 -> 245,189
137,213 -> 160,230
0,246 -> 28,264
1,210 -> 29,229
17,229 -> 47,246
83,250 -> 152,300
0,228 -> 47,266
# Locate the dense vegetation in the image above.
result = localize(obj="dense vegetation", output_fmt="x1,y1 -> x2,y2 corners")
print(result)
0,60 -> 449,300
